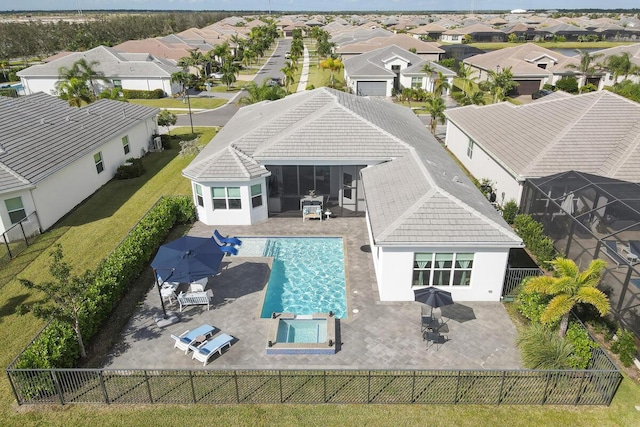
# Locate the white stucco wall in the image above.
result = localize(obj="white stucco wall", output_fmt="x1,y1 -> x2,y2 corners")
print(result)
375,245 -> 510,302
20,76 -> 178,96
445,120 -> 524,204
193,177 -> 269,226
29,120 -> 155,230
0,189 -> 37,236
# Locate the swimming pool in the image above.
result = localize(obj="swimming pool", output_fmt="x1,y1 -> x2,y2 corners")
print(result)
276,319 -> 327,343
237,237 -> 347,319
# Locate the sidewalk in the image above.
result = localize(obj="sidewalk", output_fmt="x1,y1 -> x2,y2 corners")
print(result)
297,46 -> 310,92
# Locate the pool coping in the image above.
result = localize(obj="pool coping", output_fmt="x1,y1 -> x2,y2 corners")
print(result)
266,312 -> 337,355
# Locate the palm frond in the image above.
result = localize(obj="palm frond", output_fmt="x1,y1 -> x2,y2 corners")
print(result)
524,275 -> 556,294
551,258 -> 579,278
576,287 -> 611,316
540,294 -> 573,324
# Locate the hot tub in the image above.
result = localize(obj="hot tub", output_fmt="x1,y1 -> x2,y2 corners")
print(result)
266,313 -> 336,355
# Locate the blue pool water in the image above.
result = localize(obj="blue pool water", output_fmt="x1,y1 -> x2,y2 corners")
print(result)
276,319 -> 328,343
237,237 -> 347,319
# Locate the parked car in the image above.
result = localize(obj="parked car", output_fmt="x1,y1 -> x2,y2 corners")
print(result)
284,51 -> 291,59
268,77 -> 283,87
531,89 -> 553,100
209,72 -> 223,79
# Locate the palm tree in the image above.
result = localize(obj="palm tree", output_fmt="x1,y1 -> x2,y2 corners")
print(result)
238,81 -> 286,105
220,60 -> 239,90
524,258 -> 610,337
605,52 -> 634,84
319,57 -> 343,89
459,90 -> 486,106
424,95 -> 446,135
170,70 -> 191,99
57,59 -> 106,99
456,63 -> 477,96
433,71 -> 450,97
566,49 -> 603,89
280,61 -> 297,93
213,42 -> 232,67
482,66 -> 518,103
56,77 -> 92,107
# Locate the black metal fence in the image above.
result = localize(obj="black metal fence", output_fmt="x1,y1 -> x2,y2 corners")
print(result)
6,347 -> 621,406
0,212 -> 41,267
502,267 -> 543,298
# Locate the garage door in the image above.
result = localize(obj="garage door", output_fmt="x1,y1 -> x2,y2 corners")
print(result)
512,80 -> 542,96
356,81 -> 386,96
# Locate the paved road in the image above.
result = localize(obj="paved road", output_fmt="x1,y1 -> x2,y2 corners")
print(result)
175,39 -> 292,128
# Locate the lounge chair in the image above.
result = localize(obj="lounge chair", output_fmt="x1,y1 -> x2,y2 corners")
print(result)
603,240 -> 626,268
213,229 -> 242,247
211,237 -> 239,256
621,244 -> 639,264
191,333 -> 234,365
170,324 -> 217,354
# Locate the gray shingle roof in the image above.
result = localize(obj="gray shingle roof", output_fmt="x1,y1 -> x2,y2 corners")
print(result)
183,88 -> 520,246
0,93 -> 159,194
17,46 -> 181,79
445,91 -> 640,182
344,45 -> 423,77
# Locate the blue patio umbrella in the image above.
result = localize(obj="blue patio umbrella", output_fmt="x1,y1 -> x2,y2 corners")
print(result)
414,286 -> 454,318
151,236 -> 225,317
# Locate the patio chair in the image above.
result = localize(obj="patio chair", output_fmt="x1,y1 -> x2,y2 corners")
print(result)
170,324 -> 217,354
425,331 -> 447,350
191,333 -> 234,365
211,237 -> 239,256
621,243 -> 639,264
603,240 -> 625,268
213,229 -> 242,247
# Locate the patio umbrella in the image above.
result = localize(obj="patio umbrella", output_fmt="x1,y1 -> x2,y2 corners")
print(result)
414,286 -> 454,317
151,236 -> 225,317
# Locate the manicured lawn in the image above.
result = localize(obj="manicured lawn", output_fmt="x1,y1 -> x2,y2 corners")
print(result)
128,98 -> 226,110
305,64 -> 344,90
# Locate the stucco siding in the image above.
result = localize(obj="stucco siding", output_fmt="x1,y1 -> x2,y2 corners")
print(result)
193,178 -> 269,226
445,120 -> 523,204
376,246 -> 509,302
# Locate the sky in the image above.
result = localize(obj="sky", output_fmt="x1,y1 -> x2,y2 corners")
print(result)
1,1 -> 638,12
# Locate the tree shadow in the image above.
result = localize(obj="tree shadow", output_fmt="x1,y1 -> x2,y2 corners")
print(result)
0,293 -> 30,322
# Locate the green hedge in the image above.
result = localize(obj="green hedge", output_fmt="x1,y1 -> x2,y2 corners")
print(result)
513,214 -> 559,268
13,196 -> 195,370
122,88 -> 165,99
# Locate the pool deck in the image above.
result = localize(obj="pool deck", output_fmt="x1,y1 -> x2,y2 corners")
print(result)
105,217 -> 522,370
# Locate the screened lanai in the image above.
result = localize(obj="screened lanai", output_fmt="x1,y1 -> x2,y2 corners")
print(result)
520,170 -> 640,337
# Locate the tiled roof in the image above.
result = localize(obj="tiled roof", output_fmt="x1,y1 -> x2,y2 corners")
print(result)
445,91 -> 640,182
17,46 -> 181,78
184,88 -> 520,246
0,93 -> 158,194
463,43 -> 577,76
337,34 -> 444,54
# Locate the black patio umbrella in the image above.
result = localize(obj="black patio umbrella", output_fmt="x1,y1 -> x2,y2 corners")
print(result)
414,286 -> 454,317
151,236 -> 225,317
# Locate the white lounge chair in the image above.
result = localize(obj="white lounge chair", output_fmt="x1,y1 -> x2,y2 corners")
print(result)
170,324 -> 217,354
191,333 -> 234,365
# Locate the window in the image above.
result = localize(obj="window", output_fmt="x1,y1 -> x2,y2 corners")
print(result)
451,35 -> 460,41
467,139 -> 474,159
5,197 -> 26,224
113,79 -> 122,89
251,184 -> 263,208
211,187 -> 241,210
411,77 -> 422,88
194,184 -> 204,207
122,135 -> 130,155
412,253 -> 473,287
94,152 -> 104,174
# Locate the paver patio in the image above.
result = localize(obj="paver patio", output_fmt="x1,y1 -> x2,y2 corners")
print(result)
105,217 -> 522,370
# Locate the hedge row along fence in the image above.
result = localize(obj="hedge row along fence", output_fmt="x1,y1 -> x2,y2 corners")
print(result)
513,214 -> 560,268
10,196 -> 195,371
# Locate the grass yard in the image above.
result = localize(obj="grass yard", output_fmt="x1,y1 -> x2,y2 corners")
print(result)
305,64 -> 344,90
128,98 -> 227,110
208,80 -> 249,92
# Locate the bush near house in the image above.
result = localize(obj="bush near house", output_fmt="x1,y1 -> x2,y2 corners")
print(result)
555,76 -> 579,94
122,88 -> 166,99
13,196 -> 195,371
513,214 -> 559,267
114,158 -> 145,179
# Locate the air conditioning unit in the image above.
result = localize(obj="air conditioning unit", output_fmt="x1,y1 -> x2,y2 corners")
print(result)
153,136 -> 162,151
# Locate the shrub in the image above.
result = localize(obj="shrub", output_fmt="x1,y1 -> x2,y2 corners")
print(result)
555,76 -> 579,94
14,196 -> 196,370
114,158 -> 145,179
160,134 -> 172,149
517,323 -> 574,369
610,328 -> 638,367
122,88 -> 166,99
565,322 -> 598,369
502,199 -> 519,224
517,283 -> 552,323
513,214 -> 559,267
